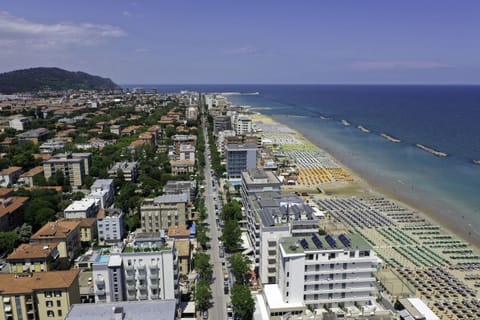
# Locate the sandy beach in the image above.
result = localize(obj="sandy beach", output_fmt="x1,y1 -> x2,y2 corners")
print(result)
252,112 -> 480,250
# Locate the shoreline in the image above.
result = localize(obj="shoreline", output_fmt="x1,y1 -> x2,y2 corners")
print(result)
253,112 -> 480,250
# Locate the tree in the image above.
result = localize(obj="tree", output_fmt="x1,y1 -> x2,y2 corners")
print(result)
222,220 -> 242,253
0,231 -> 19,254
196,224 -> 210,250
229,253 -> 251,285
194,279 -> 212,311
221,201 -> 242,222
16,223 -> 32,242
194,252 -> 212,281
231,284 -> 255,320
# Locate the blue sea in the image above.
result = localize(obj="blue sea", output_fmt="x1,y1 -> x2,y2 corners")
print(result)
125,84 -> 480,244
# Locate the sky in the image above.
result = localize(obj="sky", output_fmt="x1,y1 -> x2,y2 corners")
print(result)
1,1 -> 479,84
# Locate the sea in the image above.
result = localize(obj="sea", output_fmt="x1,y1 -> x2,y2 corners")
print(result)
124,84 -> 480,244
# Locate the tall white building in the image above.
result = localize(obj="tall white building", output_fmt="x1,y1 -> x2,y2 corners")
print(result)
88,179 -> 114,209
234,114 -> 253,135
92,241 -> 179,304
97,208 -> 125,244
263,233 -> 378,316
241,169 -> 320,284
64,198 -> 99,219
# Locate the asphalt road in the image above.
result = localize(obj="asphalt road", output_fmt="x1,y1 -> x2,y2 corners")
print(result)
202,114 -> 228,319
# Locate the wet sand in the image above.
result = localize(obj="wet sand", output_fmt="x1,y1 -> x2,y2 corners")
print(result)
256,113 -> 480,250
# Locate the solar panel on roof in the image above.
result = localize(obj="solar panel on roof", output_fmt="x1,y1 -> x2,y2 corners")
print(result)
339,234 -> 351,247
300,238 -> 309,249
311,234 -> 323,248
325,235 -> 337,248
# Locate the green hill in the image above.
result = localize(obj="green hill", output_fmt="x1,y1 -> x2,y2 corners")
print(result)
0,67 -> 120,94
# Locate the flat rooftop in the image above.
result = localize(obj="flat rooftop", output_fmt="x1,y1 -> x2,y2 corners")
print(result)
281,233 -> 371,254
66,300 -> 177,320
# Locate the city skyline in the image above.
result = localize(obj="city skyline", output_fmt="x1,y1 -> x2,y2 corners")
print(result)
1,0 -> 479,84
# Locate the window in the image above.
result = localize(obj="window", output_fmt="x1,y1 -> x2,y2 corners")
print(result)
57,310 -> 62,317
46,301 -> 53,307
47,311 -> 54,317
56,300 -> 61,307
45,291 -> 52,298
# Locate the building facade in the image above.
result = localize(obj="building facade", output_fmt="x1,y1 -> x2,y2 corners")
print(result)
0,270 -> 80,320
226,143 -> 257,179
92,245 -> 179,304
97,208 -> 126,244
140,194 -> 190,233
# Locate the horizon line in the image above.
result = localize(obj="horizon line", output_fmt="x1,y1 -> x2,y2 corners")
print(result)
119,83 -> 480,86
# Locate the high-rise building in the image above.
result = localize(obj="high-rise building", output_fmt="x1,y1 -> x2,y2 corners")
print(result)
226,143 -> 257,179
271,233 -> 378,311
92,241 -> 179,304
140,194 -> 190,233
43,153 -> 92,187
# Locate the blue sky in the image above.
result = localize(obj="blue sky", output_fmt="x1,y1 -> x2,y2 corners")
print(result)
0,1 -> 479,84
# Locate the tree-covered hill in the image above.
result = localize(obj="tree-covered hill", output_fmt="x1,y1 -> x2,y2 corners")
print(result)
0,67 -> 120,94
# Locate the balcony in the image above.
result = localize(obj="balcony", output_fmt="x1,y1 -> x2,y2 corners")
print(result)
125,264 -> 134,271
150,273 -> 159,280
125,273 -> 135,281
126,282 -> 136,290
137,273 -> 146,281
138,293 -> 148,300
95,278 -> 105,288
149,264 -> 158,271
96,289 -> 105,296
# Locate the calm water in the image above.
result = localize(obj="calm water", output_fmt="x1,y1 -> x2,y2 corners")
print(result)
125,84 -> 480,242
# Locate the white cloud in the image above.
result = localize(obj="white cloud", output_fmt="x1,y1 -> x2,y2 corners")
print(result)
0,11 -> 126,50
122,11 -> 132,17
350,60 -> 449,71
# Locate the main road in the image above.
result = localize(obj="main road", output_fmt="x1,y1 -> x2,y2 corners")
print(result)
201,96 -> 228,320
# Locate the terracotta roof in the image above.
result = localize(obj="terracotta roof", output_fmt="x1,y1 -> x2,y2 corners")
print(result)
31,220 -> 80,240
33,153 -> 52,160
174,239 -> 191,257
0,196 -> 29,218
0,166 -> 22,175
24,186 -> 62,192
0,269 -> 80,294
7,243 -> 58,260
129,140 -> 146,147
63,218 -> 97,228
0,188 -> 13,198
97,209 -> 105,219
167,225 -> 190,238
20,166 -> 44,177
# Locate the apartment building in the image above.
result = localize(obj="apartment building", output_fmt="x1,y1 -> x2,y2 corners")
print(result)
108,162 -> 139,182
7,243 -> 60,273
30,220 -> 81,262
63,198 -> 99,219
162,180 -> 195,202
140,193 -> 190,232
226,143 -> 257,179
87,179 -> 114,209
92,243 -> 179,304
9,116 -> 31,131
43,153 -> 92,187
241,169 -> 321,284
0,196 -> 29,232
233,114 -> 253,135
262,233 -> 378,317
97,208 -> 126,245
19,166 -> 44,187
0,166 -> 23,187
0,270 -> 80,320
66,300 -> 177,320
